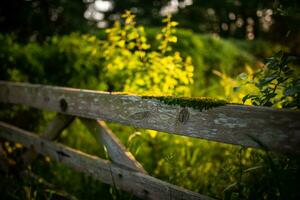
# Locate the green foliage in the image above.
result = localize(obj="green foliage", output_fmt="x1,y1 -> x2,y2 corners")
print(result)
216,51 -> 300,200
0,12 -> 194,200
0,0 -> 89,42
1,11 -> 299,200
0,13 -> 194,96
231,39 -> 289,59
142,95 -> 226,111
222,148 -> 300,200
102,11 -> 193,95
145,28 -> 257,96
242,51 -> 300,108
0,140 -> 80,200
1,27 -> 267,98
156,15 -> 178,54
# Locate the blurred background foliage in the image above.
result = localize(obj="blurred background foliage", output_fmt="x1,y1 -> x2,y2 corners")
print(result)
0,1 -> 300,200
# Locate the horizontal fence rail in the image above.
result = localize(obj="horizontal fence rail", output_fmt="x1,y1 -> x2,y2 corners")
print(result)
0,81 -> 300,154
0,121 -> 212,200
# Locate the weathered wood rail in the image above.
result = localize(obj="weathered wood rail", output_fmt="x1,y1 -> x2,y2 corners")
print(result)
0,81 -> 300,199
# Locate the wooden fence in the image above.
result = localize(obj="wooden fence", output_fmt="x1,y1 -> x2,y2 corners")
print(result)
0,81 -> 299,200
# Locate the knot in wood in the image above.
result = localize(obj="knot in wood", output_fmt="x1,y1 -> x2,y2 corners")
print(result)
60,98 -> 68,112
178,107 -> 189,123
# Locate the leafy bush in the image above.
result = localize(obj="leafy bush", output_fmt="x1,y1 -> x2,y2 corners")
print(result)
0,12 -> 193,96
213,52 -> 300,200
1,11 -> 298,200
0,11 -> 195,200
145,28 -> 256,96
242,51 -> 300,108
100,11 -> 193,95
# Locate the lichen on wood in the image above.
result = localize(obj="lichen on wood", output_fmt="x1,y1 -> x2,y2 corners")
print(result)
142,95 -> 227,111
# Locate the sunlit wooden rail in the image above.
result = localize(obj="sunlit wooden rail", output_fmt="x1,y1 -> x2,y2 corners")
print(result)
0,81 -> 300,199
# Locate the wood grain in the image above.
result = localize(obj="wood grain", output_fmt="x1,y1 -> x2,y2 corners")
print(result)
80,118 -> 147,173
22,114 -> 74,165
1,81 -> 299,154
0,121 -> 213,200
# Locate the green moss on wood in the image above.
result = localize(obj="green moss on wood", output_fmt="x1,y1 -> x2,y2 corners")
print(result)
142,96 -> 227,111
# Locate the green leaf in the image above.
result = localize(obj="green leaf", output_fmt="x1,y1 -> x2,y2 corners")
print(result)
242,94 -> 251,104
238,72 -> 248,80
284,87 -> 299,96
170,21 -> 178,26
168,36 -> 177,43
257,76 -> 277,87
